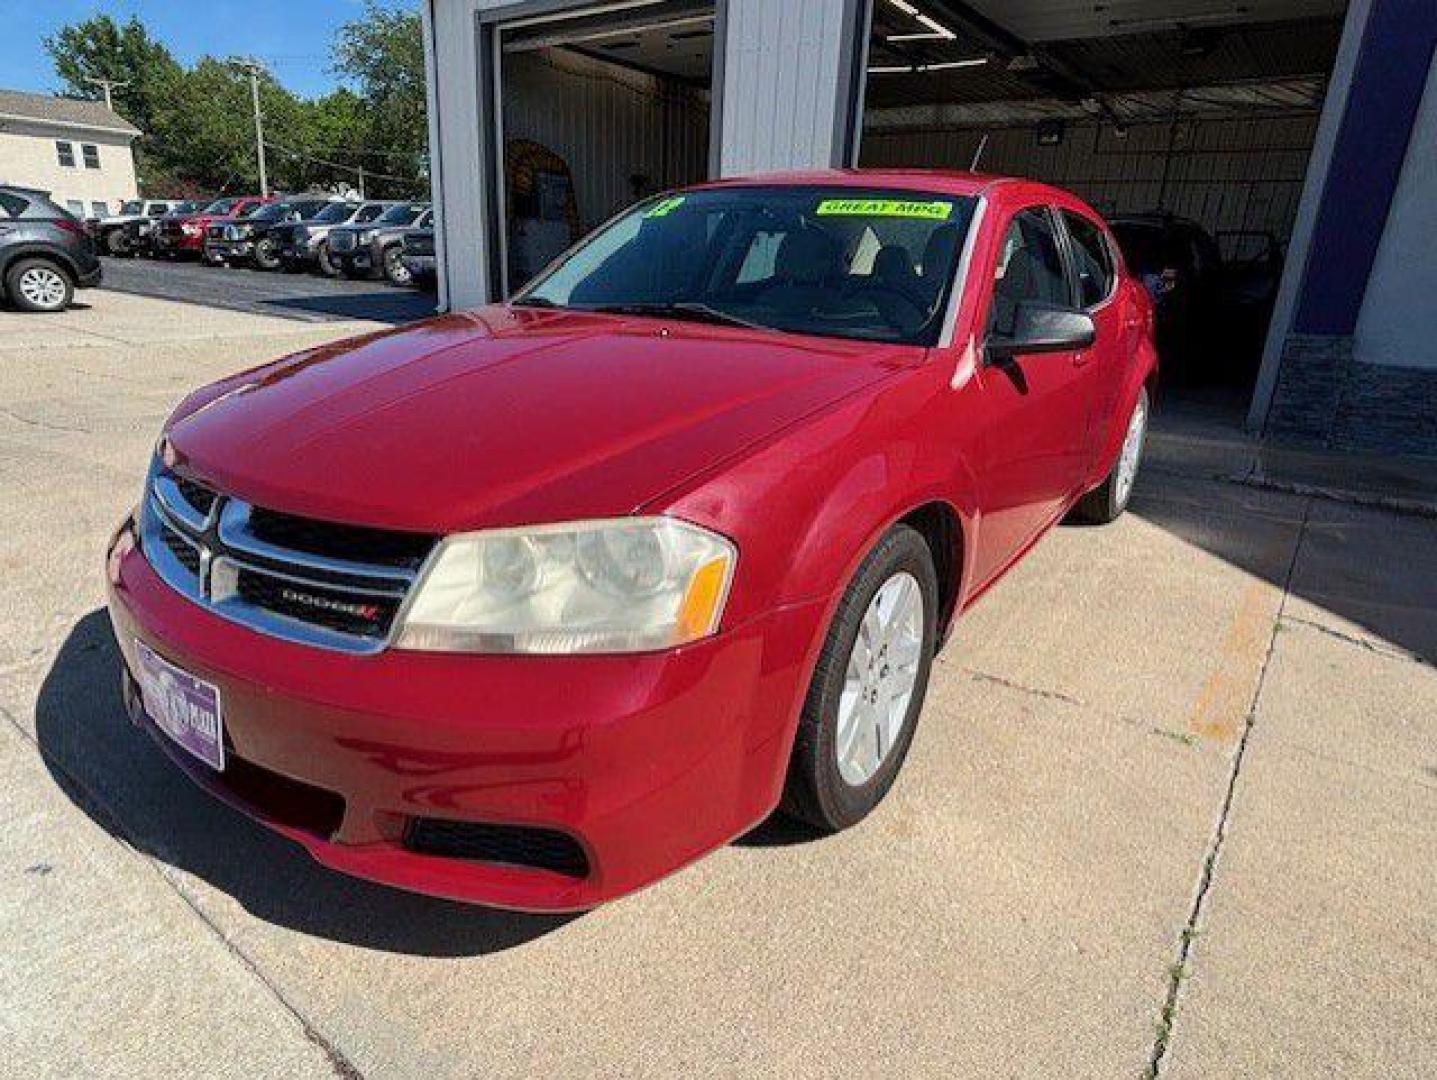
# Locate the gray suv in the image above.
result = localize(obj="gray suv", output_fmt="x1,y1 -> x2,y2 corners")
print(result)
329,203 -> 431,284
275,200 -> 394,277
0,185 -> 101,312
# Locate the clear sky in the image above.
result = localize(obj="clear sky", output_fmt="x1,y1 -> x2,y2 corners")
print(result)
0,0 -> 415,100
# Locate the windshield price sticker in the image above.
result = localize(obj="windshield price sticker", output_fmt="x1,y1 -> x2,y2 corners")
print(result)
644,196 -> 688,218
816,199 -> 953,221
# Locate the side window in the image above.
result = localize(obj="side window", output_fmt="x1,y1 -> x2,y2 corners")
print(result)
82,144 -> 101,169
357,205 -> 385,223
0,193 -> 27,219
988,207 -> 1069,337
1062,210 -> 1114,308
56,141 -> 76,168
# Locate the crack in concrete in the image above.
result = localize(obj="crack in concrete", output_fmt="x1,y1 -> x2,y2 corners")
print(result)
961,667 -> 1085,707
0,700 -> 364,1079
1144,497 -> 1313,1078
1280,614 -> 1430,667
0,407 -> 92,434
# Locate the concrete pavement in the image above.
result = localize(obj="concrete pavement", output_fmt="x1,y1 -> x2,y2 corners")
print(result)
2,289 -> 1433,1077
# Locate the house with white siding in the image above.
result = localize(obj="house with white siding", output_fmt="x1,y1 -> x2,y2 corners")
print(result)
0,88 -> 141,219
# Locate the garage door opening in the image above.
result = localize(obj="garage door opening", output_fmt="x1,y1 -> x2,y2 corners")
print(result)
858,0 -> 1348,425
492,1 -> 717,297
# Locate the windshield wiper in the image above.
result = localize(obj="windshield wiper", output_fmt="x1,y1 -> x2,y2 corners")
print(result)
585,301 -> 764,331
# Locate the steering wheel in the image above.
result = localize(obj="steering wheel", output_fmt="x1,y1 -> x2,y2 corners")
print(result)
840,280 -> 930,332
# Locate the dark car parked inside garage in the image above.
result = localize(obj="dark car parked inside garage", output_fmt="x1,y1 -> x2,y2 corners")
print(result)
0,185 -> 101,312
328,203 -> 431,284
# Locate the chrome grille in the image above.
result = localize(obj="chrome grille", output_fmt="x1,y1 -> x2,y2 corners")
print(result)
139,467 -> 436,654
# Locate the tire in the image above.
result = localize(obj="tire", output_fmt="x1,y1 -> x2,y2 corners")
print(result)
782,524 -> 938,832
105,229 -> 133,257
1073,387 -> 1150,524
382,244 -> 411,286
5,258 -> 74,313
251,236 -> 282,271
316,241 -> 340,278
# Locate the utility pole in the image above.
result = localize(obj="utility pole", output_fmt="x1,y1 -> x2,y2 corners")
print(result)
232,59 -> 269,196
357,164 -> 366,200
84,76 -> 129,112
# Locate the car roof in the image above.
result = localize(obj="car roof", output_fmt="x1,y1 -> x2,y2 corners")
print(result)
687,168 -> 1105,218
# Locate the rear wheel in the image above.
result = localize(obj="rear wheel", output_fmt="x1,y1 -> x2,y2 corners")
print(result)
1074,387 -> 1149,524
782,524 -> 938,831
6,258 -> 74,312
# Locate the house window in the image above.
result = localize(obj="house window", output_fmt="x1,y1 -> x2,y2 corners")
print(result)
92,200 -> 109,218
56,141 -> 76,167
66,200 -> 85,218
82,144 -> 101,169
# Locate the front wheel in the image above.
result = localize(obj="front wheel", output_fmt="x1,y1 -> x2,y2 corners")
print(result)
6,258 -> 74,312
251,237 -> 282,271
782,524 -> 938,831
382,245 -> 411,286
315,241 -> 340,278
105,229 -> 133,257
1074,387 -> 1150,524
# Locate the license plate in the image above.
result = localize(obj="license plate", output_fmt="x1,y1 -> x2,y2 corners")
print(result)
134,640 -> 225,770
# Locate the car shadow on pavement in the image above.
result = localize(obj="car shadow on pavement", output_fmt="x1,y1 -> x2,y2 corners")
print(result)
259,292 -> 437,325
35,610 -> 576,957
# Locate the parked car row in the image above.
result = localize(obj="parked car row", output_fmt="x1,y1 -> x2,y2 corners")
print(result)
99,193 -> 435,289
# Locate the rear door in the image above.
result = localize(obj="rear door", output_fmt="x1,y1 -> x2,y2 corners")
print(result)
969,205 -> 1098,587
1058,208 -> 1123,475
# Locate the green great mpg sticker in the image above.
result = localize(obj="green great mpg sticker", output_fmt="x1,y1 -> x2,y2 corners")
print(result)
816,198 -> 953,221
644,196 -> 687,218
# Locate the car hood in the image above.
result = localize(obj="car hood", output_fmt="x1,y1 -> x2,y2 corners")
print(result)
165,306 -> 916,533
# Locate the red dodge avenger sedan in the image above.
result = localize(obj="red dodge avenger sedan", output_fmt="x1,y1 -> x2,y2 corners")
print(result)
106,171 -> 1156,911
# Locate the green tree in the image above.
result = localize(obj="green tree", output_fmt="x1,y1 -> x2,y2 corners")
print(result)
333,1 -> 429,197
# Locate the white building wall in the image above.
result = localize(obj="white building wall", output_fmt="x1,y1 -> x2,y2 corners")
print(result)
0,121 -> 138,215
1352,50 -> 1437,372
718,0 -> 855,174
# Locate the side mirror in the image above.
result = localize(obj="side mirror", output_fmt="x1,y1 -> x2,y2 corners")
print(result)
985,301 -> 1095,360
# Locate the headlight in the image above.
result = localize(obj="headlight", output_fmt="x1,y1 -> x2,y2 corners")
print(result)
395,517 -> 737,655
182,222 -> 201,236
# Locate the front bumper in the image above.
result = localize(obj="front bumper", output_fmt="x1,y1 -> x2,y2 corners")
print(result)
156,232 -> 204,255
205,239 -> 253,261
403,254 -> 436,276
105,517 -> 819,911
335,249 -> 374,273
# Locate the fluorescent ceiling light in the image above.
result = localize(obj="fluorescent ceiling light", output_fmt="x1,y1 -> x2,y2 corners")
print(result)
916,13 -> 957,39
868,57 -> 988,74
884,0 -> 920,15
887,32 -> 950,42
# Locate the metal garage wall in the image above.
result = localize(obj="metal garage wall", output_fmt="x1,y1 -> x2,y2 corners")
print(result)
863,113 -> 1322,243
503,49 -> 710,231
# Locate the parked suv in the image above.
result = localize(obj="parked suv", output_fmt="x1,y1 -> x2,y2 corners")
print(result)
275,201 -> 393,276
92,199 -> 183,256
204,196 -> 343,270
153,196 -> 272,259
329,203 -> 430,284
0,185 -> 101,312
400,218 -> 436,290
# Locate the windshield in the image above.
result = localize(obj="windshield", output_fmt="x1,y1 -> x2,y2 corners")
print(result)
314,202 -> 357,223
203,198 -> 239,215
119,200 -> 143,215
249,202 -> 291,222
517,187 -> 976,345
291,200 -> 334,219
377,203 -> 425,226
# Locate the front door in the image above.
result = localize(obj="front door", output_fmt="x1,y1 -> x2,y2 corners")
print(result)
969,206 -> 1099,588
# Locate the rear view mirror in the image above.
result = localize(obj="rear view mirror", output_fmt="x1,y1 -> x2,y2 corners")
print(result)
986,301 -> 1095,359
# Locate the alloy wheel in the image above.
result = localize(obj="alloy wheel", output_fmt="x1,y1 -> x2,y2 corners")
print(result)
1115,395 -> 1148,508
18,266 -> 68,310
836,571 -> 924,786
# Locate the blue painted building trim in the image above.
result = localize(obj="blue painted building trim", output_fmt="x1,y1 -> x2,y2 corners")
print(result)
1293,0 -> 1437,336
